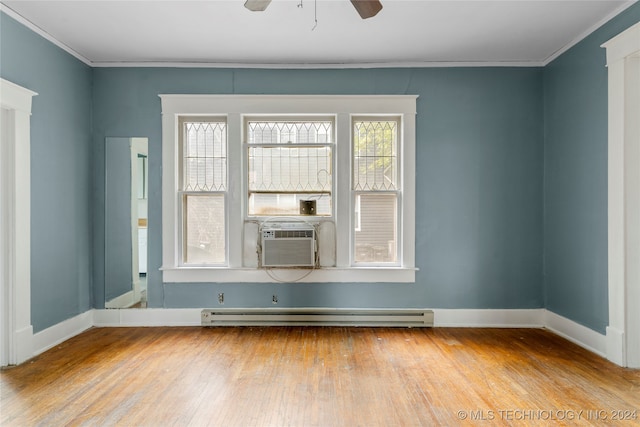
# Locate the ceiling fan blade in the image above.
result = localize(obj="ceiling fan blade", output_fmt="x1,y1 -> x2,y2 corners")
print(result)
244,0 -> 272,12
350,0 -> 383,19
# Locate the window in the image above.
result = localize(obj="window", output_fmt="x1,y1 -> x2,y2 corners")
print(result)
353,118 -> 400,264
246,118 -> 333,216
180,117 -> 227,265
161,95 -> 417,283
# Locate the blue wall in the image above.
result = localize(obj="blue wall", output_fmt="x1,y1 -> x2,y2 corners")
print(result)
543,3 -> 640,334
92,67 -> 544,310
0,13 -> 93,332
4,3 -> 638,334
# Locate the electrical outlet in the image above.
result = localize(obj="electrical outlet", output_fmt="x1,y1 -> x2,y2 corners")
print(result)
218,293 -> 224,305
272,294 -> 278,304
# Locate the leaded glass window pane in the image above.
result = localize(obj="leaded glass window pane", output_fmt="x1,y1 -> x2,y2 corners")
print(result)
247,121 -> 332,145
183,121 -> 227,192
353,120 -> 398,191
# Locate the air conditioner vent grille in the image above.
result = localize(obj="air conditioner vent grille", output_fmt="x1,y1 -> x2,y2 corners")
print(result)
274,229 -> 314,239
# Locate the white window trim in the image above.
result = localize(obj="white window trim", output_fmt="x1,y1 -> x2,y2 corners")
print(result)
160,95 -> 417,283
1,78 -> 37,365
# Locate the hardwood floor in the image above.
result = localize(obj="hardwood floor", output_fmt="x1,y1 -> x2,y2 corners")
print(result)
1,327 -> 639,426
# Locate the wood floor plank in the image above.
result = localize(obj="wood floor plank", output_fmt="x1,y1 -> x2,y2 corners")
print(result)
1,327 -> 639,426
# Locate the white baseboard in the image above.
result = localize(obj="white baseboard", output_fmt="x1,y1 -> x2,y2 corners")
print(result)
95,308 -> 544,329
432,309 -> 545,328
543,310 -> 607,358
93,308 -> 202,327
31,310 -> 93,358
432,309 -> 608,360
24,308 -> 613,366
14,325 -> 34,365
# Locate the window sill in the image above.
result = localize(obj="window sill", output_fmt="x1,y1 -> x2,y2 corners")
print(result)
161,266 -> 417,283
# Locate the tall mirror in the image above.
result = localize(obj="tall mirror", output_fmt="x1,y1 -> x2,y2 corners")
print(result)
105,137 -> 148,308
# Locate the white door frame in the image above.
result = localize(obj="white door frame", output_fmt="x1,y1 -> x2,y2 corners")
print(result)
0,79 -> 37,366
603,22 -> 640,368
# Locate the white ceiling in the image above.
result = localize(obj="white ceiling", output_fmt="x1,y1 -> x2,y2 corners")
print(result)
1,0 -> 636,67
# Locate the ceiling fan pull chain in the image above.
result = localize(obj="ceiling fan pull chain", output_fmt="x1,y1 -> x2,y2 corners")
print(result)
311,0 -> 318,31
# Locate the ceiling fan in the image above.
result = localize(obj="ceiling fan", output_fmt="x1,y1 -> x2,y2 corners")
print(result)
244,0 -> 383,19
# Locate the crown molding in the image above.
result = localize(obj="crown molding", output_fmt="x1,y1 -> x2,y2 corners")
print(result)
542,1 -> 638,66
0,3 -> 92,66
91,60 -> 544,69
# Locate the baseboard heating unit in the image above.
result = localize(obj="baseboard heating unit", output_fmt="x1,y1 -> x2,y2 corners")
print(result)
201,308 -> 434,327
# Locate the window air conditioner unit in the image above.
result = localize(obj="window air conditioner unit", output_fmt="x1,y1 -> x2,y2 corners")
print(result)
261,223 -> 316,267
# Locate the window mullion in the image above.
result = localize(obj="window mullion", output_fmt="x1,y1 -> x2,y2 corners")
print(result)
336,113 -> 351,268
228,113 -> 242,268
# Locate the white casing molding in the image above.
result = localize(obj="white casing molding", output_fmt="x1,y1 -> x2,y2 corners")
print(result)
0,79 -> 37,366
603,21 -> 640,368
